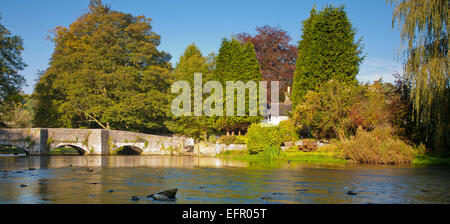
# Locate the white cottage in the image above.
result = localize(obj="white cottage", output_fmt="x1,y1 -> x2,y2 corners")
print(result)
261,87 -> 292,126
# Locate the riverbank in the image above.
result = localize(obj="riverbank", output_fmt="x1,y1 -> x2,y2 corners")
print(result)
412,156 -> 450,166
217,150 -> 450,167
218,150 -> 347,165
1,146 -> 448,167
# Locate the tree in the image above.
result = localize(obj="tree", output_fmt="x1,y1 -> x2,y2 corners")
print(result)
348,80 -> 391,131
294,78 -> 409,142
390,0 -> 449,155
165,43 -> 216,140
0,14 -> 27,126
212,38 -> 262,135
237,25 -> 297,101
3,94 -> 35,128
293,80 -> 362,141
292,5 -> 364,108
33,0 -> 172,133
386,73 -> 423,145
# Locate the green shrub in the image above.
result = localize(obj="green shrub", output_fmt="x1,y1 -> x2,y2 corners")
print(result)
234,135 -> 247,144
279,119 -> 299,142
218,135 -> 236,146
261,145 -> 281,160
342,126 -> 417,164
246,124 -> 283,154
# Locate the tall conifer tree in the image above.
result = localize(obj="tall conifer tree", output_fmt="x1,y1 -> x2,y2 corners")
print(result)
166,44 -> 215,140
292,5 -> 364,107
213,38 -> 262,135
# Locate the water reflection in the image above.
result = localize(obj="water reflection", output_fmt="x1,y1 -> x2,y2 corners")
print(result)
0,156 -> 449,204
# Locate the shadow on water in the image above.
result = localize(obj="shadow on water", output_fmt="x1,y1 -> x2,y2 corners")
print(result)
0,155 -> 449,204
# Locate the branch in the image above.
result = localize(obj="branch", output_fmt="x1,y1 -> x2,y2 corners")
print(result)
74,105 -> 108,129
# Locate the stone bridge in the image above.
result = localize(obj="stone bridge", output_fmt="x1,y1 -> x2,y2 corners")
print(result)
0,128 -> 192,155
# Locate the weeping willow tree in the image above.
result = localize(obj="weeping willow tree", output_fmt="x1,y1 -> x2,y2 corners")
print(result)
390,0 -> 449,155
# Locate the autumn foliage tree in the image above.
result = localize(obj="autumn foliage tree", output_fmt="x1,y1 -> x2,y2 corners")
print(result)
293,80 -> 362,140
293,80 -> 396,141
33,0 -> 172,133
237,25 -> 297,101
386,73 -> 423,145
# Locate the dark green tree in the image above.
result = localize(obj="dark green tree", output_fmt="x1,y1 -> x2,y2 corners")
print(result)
292,5 -> 364,107
33,0 -> 172,133
0,14 -> 27,126
212,38 -> 262,135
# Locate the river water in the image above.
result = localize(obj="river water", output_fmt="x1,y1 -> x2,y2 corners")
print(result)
0,155 -> 449,204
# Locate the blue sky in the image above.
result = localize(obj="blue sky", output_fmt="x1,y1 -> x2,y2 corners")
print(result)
1,0 -> 403,94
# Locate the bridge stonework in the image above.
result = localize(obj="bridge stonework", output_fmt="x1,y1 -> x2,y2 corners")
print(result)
0,128 -> 189,155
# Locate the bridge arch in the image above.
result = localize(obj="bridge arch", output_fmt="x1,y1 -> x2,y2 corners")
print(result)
0,143 -> 29,155
113,145 -> 143,155
51,144 -> 87,155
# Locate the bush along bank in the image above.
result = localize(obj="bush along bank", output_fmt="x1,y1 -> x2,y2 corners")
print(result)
218,123 -> 450,166
342,126 -> 417,165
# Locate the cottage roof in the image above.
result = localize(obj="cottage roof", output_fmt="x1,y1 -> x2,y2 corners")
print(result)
267,103 -> 292,116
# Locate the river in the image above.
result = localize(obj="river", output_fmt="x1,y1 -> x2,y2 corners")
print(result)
0,155 -> 449,204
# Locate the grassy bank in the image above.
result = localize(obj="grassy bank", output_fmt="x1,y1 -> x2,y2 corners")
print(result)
217,149 -> 450,167
217,150 -> 347,165
412,156 -> 450,166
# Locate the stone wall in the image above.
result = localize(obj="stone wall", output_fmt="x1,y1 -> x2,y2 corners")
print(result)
194,142 -> 247,156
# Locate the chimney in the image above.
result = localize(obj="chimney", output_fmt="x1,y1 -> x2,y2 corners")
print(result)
284,87 -> 291,104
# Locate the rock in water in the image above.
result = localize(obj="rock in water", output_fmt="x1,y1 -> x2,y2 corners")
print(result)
158,188 -> 178,198
147,188 -> 178,201
347,190 -> 358,196
131,195 -> 140,201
